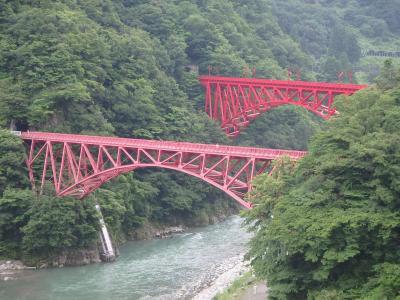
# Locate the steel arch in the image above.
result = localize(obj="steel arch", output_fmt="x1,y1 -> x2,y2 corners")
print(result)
200,76 -> 367,137
22,132 -> 306,209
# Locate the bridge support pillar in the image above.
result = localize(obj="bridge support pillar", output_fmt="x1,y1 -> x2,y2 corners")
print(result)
95,204 -> 116,262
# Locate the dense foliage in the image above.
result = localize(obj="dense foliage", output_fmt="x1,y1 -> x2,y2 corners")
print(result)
0,130 -> 99,260
21,195 -> 99,261
234,106 -> 322,150
245,64 -> 400,299
0,1 -> 399,284
270,0 -> 400,82
0,0 -> 315,262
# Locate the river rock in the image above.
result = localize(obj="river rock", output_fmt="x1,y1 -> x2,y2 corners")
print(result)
155,226 -> 185,239
0,260 -> 27,271
39,263 -> 48,269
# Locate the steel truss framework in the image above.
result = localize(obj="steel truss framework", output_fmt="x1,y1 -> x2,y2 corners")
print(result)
22,132 -> 306,209
200,76 -> 367,137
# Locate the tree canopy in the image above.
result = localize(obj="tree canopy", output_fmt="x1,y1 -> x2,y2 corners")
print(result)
245,64 -> 400,299
0,1 -> 399,282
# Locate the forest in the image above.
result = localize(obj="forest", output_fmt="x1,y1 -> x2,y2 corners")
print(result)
0,0 -> 315,261
246,62 -> 400,299
0,0 -> 399,297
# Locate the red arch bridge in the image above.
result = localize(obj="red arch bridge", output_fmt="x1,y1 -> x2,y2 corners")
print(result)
199,76 -> 367,137
21,132 -> 306,209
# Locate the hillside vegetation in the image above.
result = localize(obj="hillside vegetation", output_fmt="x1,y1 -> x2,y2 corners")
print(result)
0,1 -> 399,285
0,0 -> 315,262
270,0 -> 400,82
245,62 -> 400,299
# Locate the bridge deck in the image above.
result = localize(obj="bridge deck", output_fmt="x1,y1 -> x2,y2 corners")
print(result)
199,76 -> 367,137
21,132 -> 307,160
199,76 -> 367,93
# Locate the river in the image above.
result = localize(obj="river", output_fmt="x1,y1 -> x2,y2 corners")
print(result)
0,216 -> 251,300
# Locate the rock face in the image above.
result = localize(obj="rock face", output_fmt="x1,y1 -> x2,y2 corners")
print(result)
127,224 -> 186,240
47,247 -> 101,268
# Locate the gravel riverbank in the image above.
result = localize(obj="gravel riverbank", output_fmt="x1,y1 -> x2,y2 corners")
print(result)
192,254 -> 249,300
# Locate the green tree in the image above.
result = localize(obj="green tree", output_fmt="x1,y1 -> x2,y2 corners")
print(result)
5,0 -> 395,265
0,79 -> 28,128
375,60 -> 400,91
0,130 -> 29,194
246,79 -> 400,298
22,196 -> 99,261
235,106 -> 321,150
0,189 -> 33,258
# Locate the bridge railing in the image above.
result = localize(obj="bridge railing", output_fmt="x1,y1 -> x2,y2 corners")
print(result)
20,132 -> 307,160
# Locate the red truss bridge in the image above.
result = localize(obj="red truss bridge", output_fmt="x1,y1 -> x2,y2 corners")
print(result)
21,132 -> 306,209
200,76 -> 367,137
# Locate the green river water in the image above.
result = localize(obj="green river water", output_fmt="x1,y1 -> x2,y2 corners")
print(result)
0,216 -> 251,300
